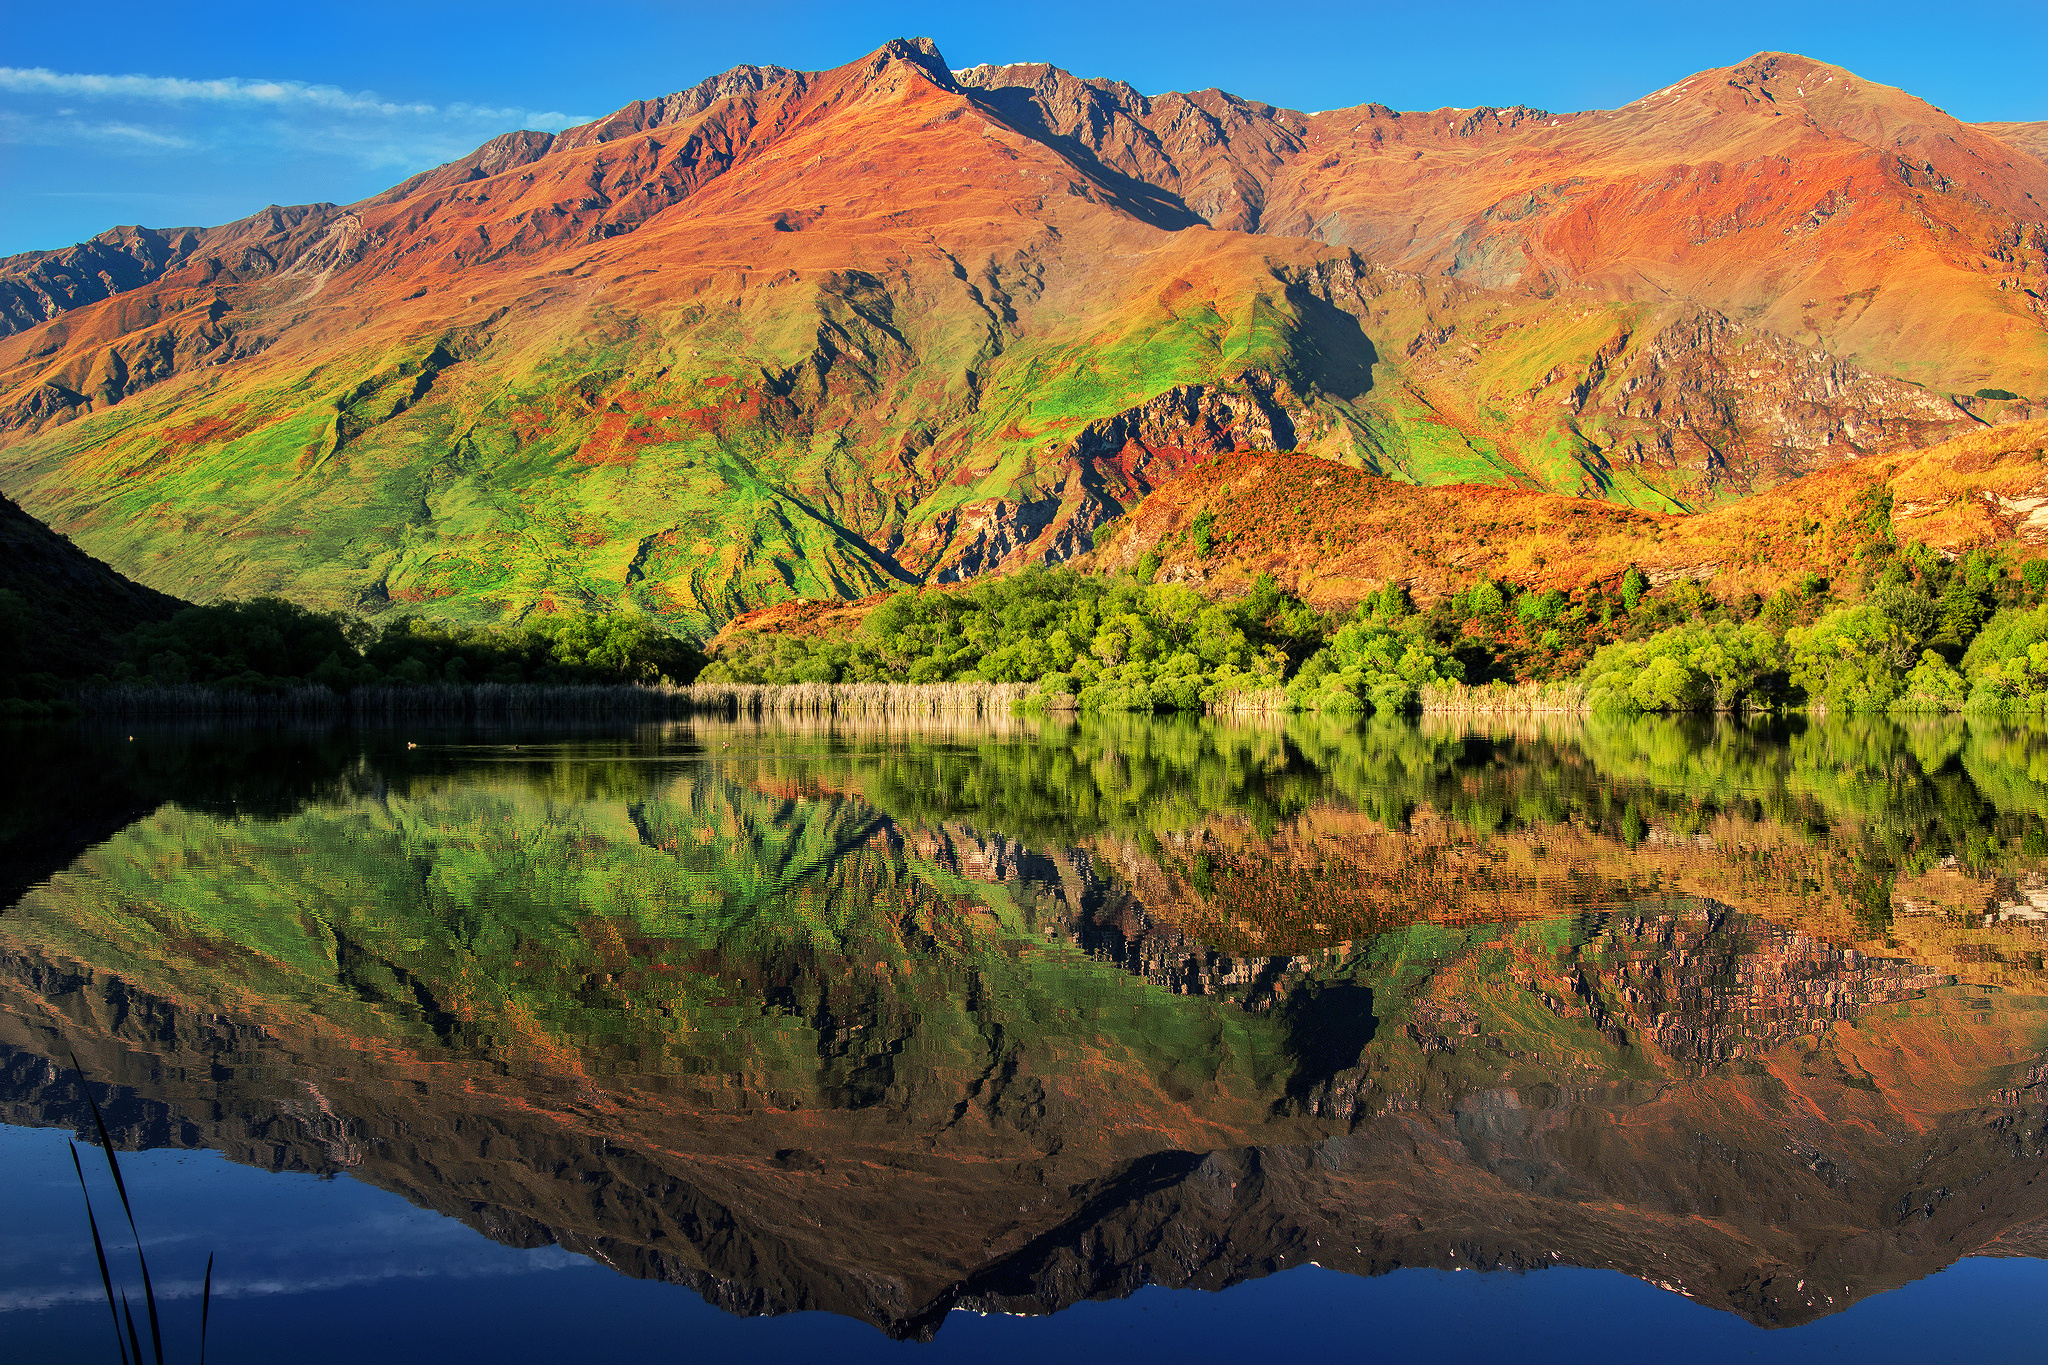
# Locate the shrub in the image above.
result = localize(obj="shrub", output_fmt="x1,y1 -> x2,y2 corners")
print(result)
121,600 -> 703,691
1786,591 -> 1939,711
1619,565 -> 1649,613
1897,651 -> 1969,711
1516,588 -> 1568,625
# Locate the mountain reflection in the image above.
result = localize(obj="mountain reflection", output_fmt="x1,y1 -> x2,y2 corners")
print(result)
4,713 -> 2048,1338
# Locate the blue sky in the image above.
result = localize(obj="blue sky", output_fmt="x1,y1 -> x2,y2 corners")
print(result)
3,0 -> 2044,256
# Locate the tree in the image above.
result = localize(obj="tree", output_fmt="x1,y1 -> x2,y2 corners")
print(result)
1583,620 -> 1785,713
1786,604 -> 1923,711
1619,565 -> 1650,614
1287,609 -> 1461,714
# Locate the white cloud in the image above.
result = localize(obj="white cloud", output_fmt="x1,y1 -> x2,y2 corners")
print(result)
0,66 -> 595,185
0,1245 -> 590,1313
0,110 -> 193,151
0,66 -> 586,128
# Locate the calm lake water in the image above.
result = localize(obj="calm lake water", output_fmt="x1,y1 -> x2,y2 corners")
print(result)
6,712 -> 2048,1362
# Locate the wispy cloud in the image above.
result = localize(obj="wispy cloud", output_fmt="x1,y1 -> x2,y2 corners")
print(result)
0,110 -> 193,149
0,65 -> 593,176
0,1245 -> 591,1314
0,66 -> 586,128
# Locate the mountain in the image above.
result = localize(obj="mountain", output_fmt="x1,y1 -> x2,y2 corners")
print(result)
1981,121 -> 2048,162
0,40 -> 2042,634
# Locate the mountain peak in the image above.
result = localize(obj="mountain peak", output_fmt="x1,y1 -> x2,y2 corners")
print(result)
865,36 -> 958,92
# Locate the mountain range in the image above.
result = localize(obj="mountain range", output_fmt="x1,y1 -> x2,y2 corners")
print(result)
0,38 -> 2044,634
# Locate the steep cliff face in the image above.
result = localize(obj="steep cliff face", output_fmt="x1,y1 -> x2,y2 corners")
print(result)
0,41 -> 2040,631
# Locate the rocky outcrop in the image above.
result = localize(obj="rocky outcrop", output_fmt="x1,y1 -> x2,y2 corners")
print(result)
919,371 -> 1306,580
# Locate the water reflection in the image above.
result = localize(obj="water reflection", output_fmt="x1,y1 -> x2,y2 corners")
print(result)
3,713 -> 2048,1339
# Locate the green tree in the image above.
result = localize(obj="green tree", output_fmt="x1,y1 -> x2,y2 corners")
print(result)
1583,620 -> 1784,713
1786,602 -> 1925,711
1619,565 -> 1649,613
1287,609 -> 1462,714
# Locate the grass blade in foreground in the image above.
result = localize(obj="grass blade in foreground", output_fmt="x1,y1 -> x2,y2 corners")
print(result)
71,1052 -> 164,1365
68,1142 -> 131,1365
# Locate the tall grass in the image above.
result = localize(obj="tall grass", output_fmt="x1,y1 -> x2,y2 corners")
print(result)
1204,686 -> 1293,715
683,681 -> 1035,719
1418,679 -> 1590,715
77,680 -> 1037,721
66,1054 -> 213,1364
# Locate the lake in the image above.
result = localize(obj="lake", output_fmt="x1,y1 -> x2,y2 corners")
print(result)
4,712 -> 2048,1363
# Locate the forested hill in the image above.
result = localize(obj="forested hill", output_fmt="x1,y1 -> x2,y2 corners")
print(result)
0,493 -> 179,676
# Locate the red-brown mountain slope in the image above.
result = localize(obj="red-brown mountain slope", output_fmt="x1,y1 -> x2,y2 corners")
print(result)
959,53 -> 2048,395
1980,121 -> 2048,163
1092,417 -> 2048,610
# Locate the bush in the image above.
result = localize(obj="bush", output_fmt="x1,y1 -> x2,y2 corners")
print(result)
1786,590 -> 1940,711
1962,605 -> 2048,711
1619,565 -> 1649,613
1897,651 -> 1969,711
125,598 -> 358,686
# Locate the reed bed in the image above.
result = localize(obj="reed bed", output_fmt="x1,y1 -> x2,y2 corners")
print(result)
1418,679 -> 1590,716
77,680 -> 1039,721
682,681 -> 1035,718
1419,711 -> 1594,744
689,710 -> 1039,742
1204,686 -> 1292,715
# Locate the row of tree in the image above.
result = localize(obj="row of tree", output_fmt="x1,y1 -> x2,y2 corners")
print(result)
12,489 -> 2048,718
704,522 -> 2048,717
111,598 -> 705,692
